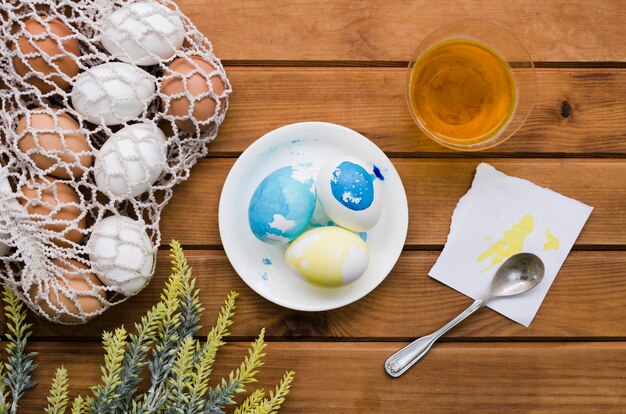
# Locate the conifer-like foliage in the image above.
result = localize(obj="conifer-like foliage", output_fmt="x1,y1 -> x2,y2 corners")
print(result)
1,286 -> 37,414
0,241 -> 295,413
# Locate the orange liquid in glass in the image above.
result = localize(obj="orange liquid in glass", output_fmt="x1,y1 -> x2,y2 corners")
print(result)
409,39 -> 516,145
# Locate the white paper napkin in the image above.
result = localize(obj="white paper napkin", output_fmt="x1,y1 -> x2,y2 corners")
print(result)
429,163 -> 593,326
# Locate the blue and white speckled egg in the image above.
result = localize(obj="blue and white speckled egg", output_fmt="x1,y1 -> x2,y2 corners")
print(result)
285,226 -> 369,287
316,156 -> 384,232
248,166 -> 316,243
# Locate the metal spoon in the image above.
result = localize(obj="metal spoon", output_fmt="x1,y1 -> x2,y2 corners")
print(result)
384,252 -> 545,378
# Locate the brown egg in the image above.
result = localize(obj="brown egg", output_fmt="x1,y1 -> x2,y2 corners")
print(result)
12,17 -> 81,94
19,176 -> 85,247
160,56 -> 225,132
16,107 -> 92,179
28,258 -> 106,323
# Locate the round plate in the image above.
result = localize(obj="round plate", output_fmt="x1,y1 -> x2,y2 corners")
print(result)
218,122 -> 408,311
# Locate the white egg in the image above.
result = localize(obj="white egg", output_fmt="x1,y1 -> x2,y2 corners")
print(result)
100,1 -> 185,66
71,62 -> 156,125
316,156 -> 384,232
0,170 -> 15,256
87,215 -> 155,296
94,123 -> 167,199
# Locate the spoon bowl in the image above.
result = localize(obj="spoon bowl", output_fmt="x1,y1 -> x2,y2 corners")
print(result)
486,253 -> 545,298
384,252 -> 545,377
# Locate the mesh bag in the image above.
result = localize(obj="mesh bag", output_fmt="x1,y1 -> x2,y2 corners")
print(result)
0,0 -> 230,323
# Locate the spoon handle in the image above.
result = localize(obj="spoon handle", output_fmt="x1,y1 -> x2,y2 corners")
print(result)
384,299 -> 486,377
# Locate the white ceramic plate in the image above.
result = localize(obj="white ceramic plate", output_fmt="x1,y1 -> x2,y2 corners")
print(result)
219,122 -> 408,311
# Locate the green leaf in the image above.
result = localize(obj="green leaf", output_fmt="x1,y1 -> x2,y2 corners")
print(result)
164,335 -> 197,411
248,371 -> 295,414
191,291 -> 238,398
70,396 -> 90,414
116,301 -> 167,412
231,328 -> 267,391
45,367 -> 69,414
233,389 -> 266,414
2,285 -> 37,411
0,359 -> 9,413
171,240 -> 203,341
134,241 -> 191,412
205,329 -> 266,412
90,327 -> 127,412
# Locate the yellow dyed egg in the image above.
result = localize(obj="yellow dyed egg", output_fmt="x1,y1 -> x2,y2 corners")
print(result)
285,226 -> 369,287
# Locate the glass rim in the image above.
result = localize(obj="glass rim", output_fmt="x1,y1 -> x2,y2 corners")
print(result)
405,19 -> 537,151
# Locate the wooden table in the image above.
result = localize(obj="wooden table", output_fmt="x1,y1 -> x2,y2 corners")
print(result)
20,1 -> 626,412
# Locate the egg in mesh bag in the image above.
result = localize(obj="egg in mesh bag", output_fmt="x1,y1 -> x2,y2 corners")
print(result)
0,0 -> 231,323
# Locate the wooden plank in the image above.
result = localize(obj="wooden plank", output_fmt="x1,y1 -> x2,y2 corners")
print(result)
158,158 -> 625,247
180,0 -> 626,62
23,250 -> 626,340
19,341 -> 626,412
211,67 -> 626,155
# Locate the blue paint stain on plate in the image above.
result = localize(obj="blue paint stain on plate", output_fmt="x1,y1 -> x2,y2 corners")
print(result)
262,258 -> 272,265
309,220 -> 334,228
263,138 -> 302,155
373,165 -> 385,181
262,273 -> 269,281
357,232 -> 367,241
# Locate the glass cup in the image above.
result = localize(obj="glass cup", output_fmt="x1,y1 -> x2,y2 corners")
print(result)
406,20 -> 536,151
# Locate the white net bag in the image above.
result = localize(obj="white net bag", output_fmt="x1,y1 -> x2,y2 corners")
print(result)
0,0 -> 231,323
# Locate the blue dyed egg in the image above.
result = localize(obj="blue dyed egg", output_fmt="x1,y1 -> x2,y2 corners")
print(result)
248,166 -> 316,243
316,156 -> 383,232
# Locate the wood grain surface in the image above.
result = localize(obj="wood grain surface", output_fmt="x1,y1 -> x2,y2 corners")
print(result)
212,68 -> 626,155
159,158 -> 626,247
18,250 -> 626,341
179,0 -> 626,63
12,0 -> 626,412
17,342 -> 626,413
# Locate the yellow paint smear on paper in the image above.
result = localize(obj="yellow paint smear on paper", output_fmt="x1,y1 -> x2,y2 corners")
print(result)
478,214 -> 534,272
544,229 -> 560,251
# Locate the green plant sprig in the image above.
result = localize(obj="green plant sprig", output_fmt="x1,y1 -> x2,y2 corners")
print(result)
45,367 -> 69,414
11,240 -> 296,413
115,300 -> 166,412
2,285 -> 37,414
